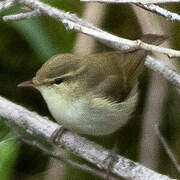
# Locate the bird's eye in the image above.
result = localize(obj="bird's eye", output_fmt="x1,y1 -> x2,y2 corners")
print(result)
54,78 -> 64,84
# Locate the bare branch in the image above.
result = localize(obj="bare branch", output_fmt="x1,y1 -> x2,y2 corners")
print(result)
155,125 -> 180,173
1,0 -> 180,58
64,17 -> 180,58
83,0 -> 180,23
63,19 -> 180,58
145,56 -> 180,89
81,0 -> 180,4
136,3 -> 180,22
0,96 -> 174,180
0,0 -> 15,12
18,0 -> 102,32
3,9 -> 41,21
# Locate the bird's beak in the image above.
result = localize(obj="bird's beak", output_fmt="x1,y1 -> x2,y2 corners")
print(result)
17,80 -> 34,88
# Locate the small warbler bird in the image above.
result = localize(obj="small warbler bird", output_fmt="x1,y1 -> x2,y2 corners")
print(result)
18,34 -> 166,136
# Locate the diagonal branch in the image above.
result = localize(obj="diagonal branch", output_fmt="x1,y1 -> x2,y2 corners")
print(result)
0,96 -> 174,180
135,3 -> 180,22
80,0 -> 180,4
3,9 -> 41,21
61,19 -> 180,58
145,56 -> 180,89
82,0 -> 180,22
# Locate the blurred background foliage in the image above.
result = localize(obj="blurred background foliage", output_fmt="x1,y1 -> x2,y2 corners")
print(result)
0,0 -> 179,180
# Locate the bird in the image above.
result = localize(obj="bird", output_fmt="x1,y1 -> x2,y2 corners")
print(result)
18,34 -> 167,136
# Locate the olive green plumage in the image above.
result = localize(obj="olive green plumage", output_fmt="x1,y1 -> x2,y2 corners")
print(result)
20,34 -> 167,135
35,34 -> 167,102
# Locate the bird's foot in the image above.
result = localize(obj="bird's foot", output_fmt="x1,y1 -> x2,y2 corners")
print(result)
105,143 -> 118,180
50,126 -> 67,146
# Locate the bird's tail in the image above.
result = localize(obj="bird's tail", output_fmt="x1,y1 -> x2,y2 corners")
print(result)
121,33 -> 168,98
140,33 -> 168,46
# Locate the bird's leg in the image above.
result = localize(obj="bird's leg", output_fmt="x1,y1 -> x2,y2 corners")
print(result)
106,143 -> 118,180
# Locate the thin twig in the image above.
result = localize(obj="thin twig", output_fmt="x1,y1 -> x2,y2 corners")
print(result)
145,56 -> 180,89
136,3 -> 180,22
3,9 -> 42,21
18,0 -> 102,32
21,138 -> 118,180
0,96 -> 174,180
155,125 -> 180,173
80,0 -> 180,4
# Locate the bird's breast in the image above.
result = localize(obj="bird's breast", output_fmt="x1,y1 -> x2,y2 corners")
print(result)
38,86 -> 137,136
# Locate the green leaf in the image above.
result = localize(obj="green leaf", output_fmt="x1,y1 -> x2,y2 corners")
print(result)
10,19 -> 59,62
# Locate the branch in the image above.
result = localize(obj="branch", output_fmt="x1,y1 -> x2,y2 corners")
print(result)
62,19 -> 180,58
1,0 -> 180,58
136,3 -> 180,22
80,0 -> 180,4
145,56 -> 180,89
0,96 -> 174,180
3,9 -> 41,21
83,0 -> 180,23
